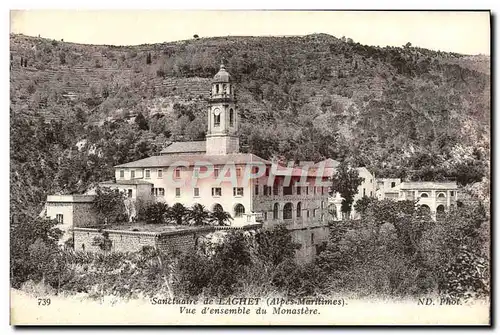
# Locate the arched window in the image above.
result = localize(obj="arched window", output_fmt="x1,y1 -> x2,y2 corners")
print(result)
273,203 -> 279,220
283,202 -> 293,220
420,204 -> 431,213
420,192 -> 429,198
437,192 -> 446,198
234,204 -> 245,218
436,205 -> 445,213
213,108 -> 221,127
213,203 -> 223,212
297,202 -> 302,218
229,108 -> 234,127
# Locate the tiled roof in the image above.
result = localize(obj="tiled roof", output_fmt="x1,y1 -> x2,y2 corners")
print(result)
160,141 -> 206,155
313,158 -> 341,168
115,153 -> 271,168
400,181 -> 458,190
100,180 -> 153,185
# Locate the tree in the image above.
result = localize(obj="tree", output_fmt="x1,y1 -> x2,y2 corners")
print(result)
92,187 -> 127,225
354,196 -> 375,216
253,224 -> 299,266
11,215 -> 63,288
167,203 -> 188,225
330,162 -> 364,218
143,202 -> 169,224
186,204 -> 211,226
135,112 -> 149,131
210,206 -> 233,226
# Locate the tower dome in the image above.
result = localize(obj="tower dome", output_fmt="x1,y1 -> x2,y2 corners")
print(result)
213,62 -> 231,83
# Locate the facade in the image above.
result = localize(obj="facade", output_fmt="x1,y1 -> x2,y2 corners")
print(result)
44,63 -> 330,262
375,178 -> 459,219
399,181 -> 458,217
375,178 -> 402,200
42,195 -> 97,243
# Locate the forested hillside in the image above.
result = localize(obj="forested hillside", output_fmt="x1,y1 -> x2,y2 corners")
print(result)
10,33 -> 490,216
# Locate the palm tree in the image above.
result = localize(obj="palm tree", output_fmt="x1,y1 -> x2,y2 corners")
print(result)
167,203 -> 188,225
186,204 -> 211,226
210,206 -> 233,226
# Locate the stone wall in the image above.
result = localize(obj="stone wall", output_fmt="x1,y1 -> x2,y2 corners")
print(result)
74,228 -> 158,253
73,225 -> 262,255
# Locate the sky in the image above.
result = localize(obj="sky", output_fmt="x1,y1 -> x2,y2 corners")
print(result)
10,10 -> 491,55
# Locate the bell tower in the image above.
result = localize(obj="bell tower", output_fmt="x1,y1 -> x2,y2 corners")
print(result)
206,62 -> 240,155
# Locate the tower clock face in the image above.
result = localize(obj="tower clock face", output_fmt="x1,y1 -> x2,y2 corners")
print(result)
213,108 -> 221,116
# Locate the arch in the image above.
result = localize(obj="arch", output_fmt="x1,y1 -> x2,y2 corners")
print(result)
296,202 -> 302,218
436,205 -> 445,213
420,192 -> 429,198
283,202 -> 293,220
273,203 -> 279,220
420,204 -> 431,213
234,204 -> 245,218
212,203 -> 223,212
437,192 -> 446,198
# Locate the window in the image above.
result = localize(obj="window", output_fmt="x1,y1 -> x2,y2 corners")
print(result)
233,187 -> 244,196
212,187 -> 222,197
229,108 -> 234,127
321,201 -> 325,209
214,168 -> 220,178
194,188 -> 200,197
175,188 -> 181,197
174,168 -> 181,179
127,189 -> 133,198
152,188 -> 165,197
311,233 -> 314,244
273,203 -> 279,220
263,212 -> 268,221
307,210 -> 310,218
214,113 -> 220,127
313,209 -> 317,217
157,169 -> 163,178
283,186 -> 293,195
273,185 -> 279,196
306,187 -> 309,195
297,186 -> 301,195
370,191 -> 373,197
283,203 -> 293,220
119,170 -> 124,179
420,192 -> 429,198
56,214 -> 63,224
297,202 -> 302,218
363,188 -> 366,197
391,182 -> 396,188
234,204 -> 245,218
254,185 -> 259,195
130,170 -> 135,179
145,169 -> 151,179
450,191 -> 455,196
236,168 -> 242,177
